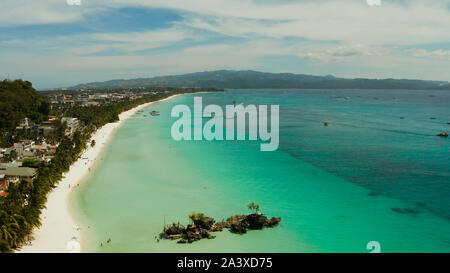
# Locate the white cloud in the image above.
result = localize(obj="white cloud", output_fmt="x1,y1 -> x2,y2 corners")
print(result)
1,0 -> 450,87
2,1 -> 450,46
75,28 -> 189,54
178,1 -> 450,46
0,0 -> 94,27
296,44 -> 389,62
407,48 -> 450,58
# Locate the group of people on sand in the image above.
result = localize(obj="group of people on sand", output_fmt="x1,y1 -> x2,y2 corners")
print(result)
100,238 -> 112,247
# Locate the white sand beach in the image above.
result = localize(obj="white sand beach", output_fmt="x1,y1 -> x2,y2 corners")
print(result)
18,94 -> 180,253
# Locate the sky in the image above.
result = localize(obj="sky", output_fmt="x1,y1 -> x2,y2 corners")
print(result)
0,0 -> 449,89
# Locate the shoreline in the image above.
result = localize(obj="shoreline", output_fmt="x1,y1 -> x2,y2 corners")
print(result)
18,94 -> 181,253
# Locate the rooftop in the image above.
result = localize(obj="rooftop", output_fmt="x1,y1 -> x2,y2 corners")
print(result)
0,167 -> 37,177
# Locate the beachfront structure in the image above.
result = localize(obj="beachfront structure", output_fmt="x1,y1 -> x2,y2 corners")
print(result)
61,117 -> 80,135
0,167 -> 37,184
0,165 -> 37,198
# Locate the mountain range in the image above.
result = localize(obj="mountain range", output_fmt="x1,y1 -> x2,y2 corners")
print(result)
69,70 -> 450,90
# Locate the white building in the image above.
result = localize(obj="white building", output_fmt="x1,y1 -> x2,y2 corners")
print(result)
13,140 -> 35,158
61,117 -> 80,135
20,117 -> 29,127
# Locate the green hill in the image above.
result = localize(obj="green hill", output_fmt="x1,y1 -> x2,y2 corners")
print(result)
0,79 -> 50,144
70,70 -> 450,90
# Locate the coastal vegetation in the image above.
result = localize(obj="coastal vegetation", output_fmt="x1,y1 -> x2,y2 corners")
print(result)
0,79 -> 215,252
0,80 -> 51,146
160,204 -> 281,244
247,202 -> 260,214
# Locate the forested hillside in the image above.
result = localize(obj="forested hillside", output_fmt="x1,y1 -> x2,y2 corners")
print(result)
0,80 -> 50,145
70,70 -> 450,90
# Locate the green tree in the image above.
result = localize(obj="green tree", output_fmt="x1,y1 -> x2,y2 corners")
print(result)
0,240 -> 13,253
91,139 -> 96,147
188,212 -> 205,223
247,202 -> 260,214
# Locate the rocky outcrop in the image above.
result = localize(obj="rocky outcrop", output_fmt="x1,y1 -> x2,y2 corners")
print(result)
194,217 -> 215,229
230,214 -> 282,234
160,213 -> 282,244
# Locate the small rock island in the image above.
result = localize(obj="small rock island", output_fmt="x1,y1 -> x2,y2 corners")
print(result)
160,203 -> 282,244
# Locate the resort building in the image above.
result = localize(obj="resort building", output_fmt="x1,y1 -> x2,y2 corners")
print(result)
61,117 -> 80,135
13,140 -> 35,158
23,120 -> 57,137
0,167 -> 38,184
19,117 -> 29,127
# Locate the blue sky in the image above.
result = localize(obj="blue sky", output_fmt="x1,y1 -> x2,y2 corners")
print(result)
0,0 -> 449,89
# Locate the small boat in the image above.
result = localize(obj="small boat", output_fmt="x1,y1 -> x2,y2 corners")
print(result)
437,132 -> 448,137
323,121 -> 329,126
150,110 -> 160,116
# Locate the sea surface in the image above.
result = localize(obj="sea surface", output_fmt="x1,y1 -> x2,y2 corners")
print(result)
71,89 -> 450,253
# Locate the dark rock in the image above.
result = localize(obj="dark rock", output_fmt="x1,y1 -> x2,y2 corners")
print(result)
210,223 -> 224,232
186,230 -> 202,242
160,222 -> 185,239
245,214 -> 269,229
186,224 -> 197,232
267,217 -> 282,227
199,229 -> 210,238
225,215 -> 246,228
160,213 -> 282,243
194,217 -> 215,229
164,223 -> 185,235
230,223 -> 247,234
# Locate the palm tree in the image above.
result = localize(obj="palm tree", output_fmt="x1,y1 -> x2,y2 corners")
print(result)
0,211 -> 27,248
188,212 -> 205,223
0,239 -> 13,253
247,202 -> 260,214
0,222 -> 19,241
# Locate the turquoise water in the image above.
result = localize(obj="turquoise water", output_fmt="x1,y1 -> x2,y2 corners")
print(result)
72,89 -> 450,253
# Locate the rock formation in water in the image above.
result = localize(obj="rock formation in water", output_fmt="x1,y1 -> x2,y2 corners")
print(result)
159,213 -> 282,244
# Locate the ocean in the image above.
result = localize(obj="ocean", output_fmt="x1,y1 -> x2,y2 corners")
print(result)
71,89 -> 450,253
